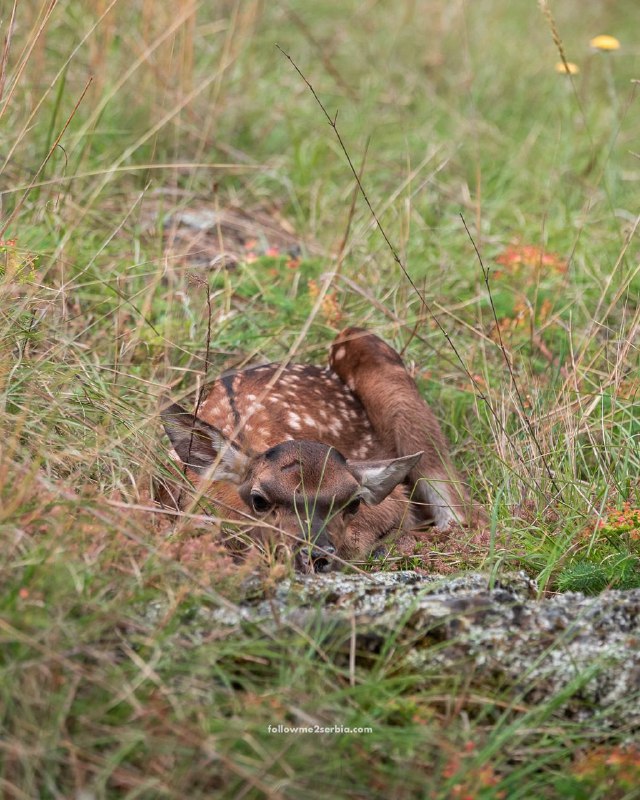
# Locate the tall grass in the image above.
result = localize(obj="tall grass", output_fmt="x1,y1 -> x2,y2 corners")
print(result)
1,1 -> 639,796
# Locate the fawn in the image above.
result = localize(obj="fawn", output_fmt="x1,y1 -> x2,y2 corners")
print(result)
160,327 -> 473,572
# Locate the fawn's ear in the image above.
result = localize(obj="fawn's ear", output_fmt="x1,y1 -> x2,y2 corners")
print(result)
160,400 -> 249,484
347,452 -> 423,505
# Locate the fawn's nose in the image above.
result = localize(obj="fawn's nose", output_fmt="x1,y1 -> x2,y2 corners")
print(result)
300,543 -> 336,573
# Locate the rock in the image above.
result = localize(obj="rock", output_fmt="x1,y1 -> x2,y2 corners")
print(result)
172,571 -> 640,726
144,202 -> 305,269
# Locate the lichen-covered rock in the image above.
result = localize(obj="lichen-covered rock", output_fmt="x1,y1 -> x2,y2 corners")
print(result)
172,571 -> 640,726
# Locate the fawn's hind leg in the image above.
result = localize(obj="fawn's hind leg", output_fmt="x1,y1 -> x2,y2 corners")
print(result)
329,327 -> 474,528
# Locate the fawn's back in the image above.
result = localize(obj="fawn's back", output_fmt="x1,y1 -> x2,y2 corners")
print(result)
196,363 -> 384,459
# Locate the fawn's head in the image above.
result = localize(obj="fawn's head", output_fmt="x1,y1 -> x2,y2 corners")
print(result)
161,401 -> 421,572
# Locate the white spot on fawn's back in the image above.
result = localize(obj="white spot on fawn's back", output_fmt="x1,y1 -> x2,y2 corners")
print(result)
288,412 -> 302,430
333,346 -> 346,362
329,421 -> 344,437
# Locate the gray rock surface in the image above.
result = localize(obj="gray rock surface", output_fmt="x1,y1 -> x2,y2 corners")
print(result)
171,571 -> 640,726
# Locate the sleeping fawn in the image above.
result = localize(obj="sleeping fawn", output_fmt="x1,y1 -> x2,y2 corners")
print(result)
160,327 -> 475,572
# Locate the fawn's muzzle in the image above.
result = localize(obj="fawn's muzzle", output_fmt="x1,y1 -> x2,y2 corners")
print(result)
297,537 -> 336,574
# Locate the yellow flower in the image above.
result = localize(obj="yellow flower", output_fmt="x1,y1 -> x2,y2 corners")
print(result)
555,61 -> 579,75
590,35 -> 620,51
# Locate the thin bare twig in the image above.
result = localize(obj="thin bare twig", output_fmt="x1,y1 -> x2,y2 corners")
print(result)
277,45 -> 555,501
276,46 -> 479,388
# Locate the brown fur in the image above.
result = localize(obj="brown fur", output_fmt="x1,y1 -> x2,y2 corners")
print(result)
160,327 -> 477,571
330,327 -> 473,528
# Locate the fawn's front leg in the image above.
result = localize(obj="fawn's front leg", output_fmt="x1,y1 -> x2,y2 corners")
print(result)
330,327 -> 474,529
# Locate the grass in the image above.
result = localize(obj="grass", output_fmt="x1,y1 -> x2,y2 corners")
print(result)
1,0 -> 639,797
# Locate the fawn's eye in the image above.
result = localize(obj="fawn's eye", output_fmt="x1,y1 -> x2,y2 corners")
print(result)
250,492 -> 272,514
344,497 -> 361,516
